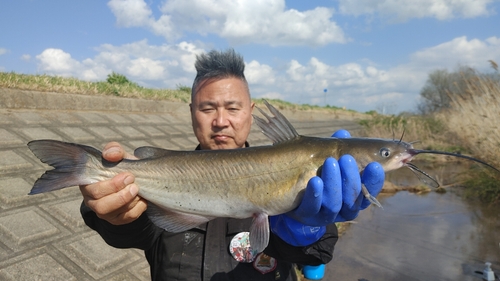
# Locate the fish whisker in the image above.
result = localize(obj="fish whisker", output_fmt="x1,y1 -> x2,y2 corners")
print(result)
410,149 -> 500,173
405,162 -> 440,188
398,129 -> 405,144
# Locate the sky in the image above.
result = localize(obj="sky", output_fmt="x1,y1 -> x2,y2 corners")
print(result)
1,0 -> 499,114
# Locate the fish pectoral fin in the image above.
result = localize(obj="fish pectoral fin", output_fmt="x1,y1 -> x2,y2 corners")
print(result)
146,203 -> 214,232
249,213 -> 270,253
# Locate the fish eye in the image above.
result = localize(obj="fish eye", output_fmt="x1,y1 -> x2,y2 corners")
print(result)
379,148 -> 391,158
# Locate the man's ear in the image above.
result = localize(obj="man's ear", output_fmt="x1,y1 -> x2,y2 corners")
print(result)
250,102 -> 255,123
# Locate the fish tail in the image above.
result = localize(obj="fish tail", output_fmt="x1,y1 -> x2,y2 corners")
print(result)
27,140 -> 102,195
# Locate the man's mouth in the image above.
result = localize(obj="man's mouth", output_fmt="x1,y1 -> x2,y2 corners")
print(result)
213,135 -> 230,141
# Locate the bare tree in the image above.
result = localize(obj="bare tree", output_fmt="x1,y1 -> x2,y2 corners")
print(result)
417,66 -> 483,114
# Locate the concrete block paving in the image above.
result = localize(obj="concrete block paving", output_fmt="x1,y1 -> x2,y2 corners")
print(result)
0,90 -> 361,280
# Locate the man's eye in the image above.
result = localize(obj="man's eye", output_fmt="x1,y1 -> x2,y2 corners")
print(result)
228,108 -> 239,111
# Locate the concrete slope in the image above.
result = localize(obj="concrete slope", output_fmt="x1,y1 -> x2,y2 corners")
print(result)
0,89 -> 362,280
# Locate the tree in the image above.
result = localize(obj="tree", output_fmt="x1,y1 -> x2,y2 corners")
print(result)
106,72 -> 131,85
417,66 -> 480,114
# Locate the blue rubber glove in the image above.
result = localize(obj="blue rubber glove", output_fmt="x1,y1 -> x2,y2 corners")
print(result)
269,129 -> 385,246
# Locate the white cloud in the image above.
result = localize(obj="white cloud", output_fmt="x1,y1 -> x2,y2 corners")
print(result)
410,36 -> 500,69
35,40 -> 204,88
33,36 -> 500,113
250,35 -> 500,113
245,60 -> 275,85
0,48 -> 8,55
107,0 -> 346,46
338,0 -> 495,22
107,0 -> 152,27
127,57 -> 165,80
252,57 -> 396,110
21,54 -> 31,61
36,48 -> 82,76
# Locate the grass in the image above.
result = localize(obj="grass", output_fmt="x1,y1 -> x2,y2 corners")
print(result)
360,71 -> 500,203
435,73 -> 500,203
437,74 -> 500,167
0,71 -> 362,113
0,71 -> 192,102
358,112 -> 468,162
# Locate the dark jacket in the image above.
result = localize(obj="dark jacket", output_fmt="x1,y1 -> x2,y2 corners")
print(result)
82,208 -> 338,281
80,143 -> 338,280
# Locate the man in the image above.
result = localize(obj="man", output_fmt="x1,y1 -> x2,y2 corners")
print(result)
80,49 -> 385,280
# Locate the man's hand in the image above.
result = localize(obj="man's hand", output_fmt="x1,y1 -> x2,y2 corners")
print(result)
269,130 -> 385,246
79,142 -> 147,225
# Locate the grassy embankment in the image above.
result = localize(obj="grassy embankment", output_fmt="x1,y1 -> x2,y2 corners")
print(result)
360,73 -> 500,203
1,71 -> 498,203
0,71 -> 193,102
0,71 -> 355,113
437,74 -> 500,203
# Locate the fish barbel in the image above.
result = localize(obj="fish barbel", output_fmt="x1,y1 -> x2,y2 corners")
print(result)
27,101 -> 499,253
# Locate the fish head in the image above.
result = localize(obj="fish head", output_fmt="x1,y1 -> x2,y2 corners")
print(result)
339,138 -> 415,173
344,138 -> 500,188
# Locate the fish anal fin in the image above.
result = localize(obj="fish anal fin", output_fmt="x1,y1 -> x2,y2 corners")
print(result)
249,213 -> 270,253
146,203 -> 214,232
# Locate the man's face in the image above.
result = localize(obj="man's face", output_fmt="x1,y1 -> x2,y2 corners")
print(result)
190,77 -> 255,150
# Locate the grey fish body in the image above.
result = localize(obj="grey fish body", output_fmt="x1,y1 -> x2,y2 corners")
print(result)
70,137 -> 355,217
92,136 -> 413,217
28,134 -> 410,253
125,140 -> 319,218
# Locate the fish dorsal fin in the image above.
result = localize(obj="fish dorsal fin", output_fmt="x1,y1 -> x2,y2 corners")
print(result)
146,203 -> 215,232
134,146 -> 177,159
253,100 -> 299,144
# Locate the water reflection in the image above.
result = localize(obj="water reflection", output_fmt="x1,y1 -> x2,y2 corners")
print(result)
327,186 -> 500,280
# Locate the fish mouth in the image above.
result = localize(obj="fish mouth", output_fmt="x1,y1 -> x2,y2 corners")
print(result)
401,153 -> 414,165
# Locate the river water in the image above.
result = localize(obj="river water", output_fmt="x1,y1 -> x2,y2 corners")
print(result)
326,162 -> 500,281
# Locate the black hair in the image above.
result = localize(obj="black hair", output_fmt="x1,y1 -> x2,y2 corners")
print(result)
191,48 -> 249,100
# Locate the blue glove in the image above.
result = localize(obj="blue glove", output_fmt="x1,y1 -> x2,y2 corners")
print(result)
332,129 -> 351,138
269,129 -> 385,246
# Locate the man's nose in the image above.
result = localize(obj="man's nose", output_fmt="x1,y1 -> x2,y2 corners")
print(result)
213,109 -> 230,127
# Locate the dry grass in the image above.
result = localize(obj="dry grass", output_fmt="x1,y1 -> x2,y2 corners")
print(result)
359,113 -> 465,162
0,71 -> 191,102
359,70 -> 500,203
435,73 -> 500,203
0,72 -> 366,115
437,75 -> 500,167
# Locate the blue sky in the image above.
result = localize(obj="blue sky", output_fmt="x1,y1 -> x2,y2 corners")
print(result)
1,0 -> 499,113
